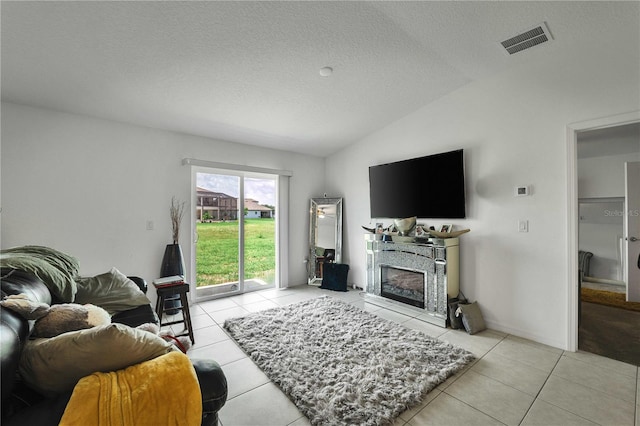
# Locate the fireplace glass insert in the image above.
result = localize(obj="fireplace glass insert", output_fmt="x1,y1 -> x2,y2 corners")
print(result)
380,266 -> 425,308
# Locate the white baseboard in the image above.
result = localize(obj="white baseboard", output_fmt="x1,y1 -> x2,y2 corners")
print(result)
484,319 -> 569,352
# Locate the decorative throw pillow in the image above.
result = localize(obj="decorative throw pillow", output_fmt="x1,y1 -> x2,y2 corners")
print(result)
32,303 -> 111,338
457,302 -> 486,335
19,323 -> 174,395
2,294 -> 111,337
320,263 -> 349,292
75,268 -> 151,315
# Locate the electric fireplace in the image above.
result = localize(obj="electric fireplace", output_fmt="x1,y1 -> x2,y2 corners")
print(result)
380,266 -> 425,308
364,235 -> 460,328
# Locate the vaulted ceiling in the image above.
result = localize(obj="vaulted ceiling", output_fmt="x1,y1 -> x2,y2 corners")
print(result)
2,1 -> 638,157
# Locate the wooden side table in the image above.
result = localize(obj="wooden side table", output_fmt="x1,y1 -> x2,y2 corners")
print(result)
154,283 -> 195,344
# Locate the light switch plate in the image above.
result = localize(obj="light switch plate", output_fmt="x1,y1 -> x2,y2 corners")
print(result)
518,220 -> 529,233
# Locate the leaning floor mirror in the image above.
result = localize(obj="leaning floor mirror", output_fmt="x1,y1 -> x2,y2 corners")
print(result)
308,197 -> 343,285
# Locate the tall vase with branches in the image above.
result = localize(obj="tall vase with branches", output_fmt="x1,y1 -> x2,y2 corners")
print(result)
161,197 -> 187,279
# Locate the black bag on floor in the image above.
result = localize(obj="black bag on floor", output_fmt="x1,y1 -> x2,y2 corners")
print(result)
448,293 -> 467,329
320,263 -> 349,292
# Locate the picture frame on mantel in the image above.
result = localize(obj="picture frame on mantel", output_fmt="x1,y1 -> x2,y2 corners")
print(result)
440,224 -> 452,233
415,225 -> 427,237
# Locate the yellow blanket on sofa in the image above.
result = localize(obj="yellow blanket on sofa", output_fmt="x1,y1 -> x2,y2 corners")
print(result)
60,351 -> 202,426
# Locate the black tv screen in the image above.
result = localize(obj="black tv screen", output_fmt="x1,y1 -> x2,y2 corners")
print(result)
369,149 -> 466,219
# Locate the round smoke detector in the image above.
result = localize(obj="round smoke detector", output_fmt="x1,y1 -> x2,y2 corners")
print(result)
319,66 -> 333,77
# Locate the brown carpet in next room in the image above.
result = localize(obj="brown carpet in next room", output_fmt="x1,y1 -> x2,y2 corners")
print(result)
579,301 -> 640,366
581,287 -> 640,312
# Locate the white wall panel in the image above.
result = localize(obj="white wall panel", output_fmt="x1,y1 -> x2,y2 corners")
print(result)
1,103 -> 325,303
325,40 -> 640,349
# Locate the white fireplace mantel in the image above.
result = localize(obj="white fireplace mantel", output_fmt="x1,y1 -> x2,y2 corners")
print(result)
364,235 -> 460,327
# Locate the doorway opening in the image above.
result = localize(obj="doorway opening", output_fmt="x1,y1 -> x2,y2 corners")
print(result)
567,112 -> 640,364
192,168 -> 277,301
579,198 -> 626,287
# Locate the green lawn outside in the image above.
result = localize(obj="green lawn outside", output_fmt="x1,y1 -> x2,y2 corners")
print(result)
196,219 -> 275,287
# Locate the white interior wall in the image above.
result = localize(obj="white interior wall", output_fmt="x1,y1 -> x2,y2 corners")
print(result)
325,42 -> 640,349
1,102 -> 325,304
579,222 -> 624,281
578,152 -> 640,281
578,153 -> 640,199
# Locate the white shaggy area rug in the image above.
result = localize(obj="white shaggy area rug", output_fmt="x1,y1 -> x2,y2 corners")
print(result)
223,296 -> 475,425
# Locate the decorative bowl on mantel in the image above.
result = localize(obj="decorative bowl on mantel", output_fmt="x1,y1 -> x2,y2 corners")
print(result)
393,216 -> 417,236
428,229 -> 471,238
391,235 -> 415,243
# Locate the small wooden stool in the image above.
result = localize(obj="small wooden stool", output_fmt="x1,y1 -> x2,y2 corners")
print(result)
154,283 -> 195,344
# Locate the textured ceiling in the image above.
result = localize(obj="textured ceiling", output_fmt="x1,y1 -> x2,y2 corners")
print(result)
2,1 -> 639,157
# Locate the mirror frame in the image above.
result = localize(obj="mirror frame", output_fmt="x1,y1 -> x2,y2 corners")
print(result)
308,197 -> 343,285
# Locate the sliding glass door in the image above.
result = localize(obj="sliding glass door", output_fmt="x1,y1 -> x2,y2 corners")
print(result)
192,168 -> 276,300
242,177 -> 277,291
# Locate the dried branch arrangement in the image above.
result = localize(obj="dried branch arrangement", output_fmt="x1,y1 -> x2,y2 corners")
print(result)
170,196 -> 186,244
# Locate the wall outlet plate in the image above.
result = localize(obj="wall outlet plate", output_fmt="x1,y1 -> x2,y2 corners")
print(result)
515,185 -> 530,197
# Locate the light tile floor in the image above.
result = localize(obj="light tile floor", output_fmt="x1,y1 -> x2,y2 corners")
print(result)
170,286 -> 639,426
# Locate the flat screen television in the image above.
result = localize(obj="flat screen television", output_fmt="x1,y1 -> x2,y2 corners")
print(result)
369,149 -> 466,219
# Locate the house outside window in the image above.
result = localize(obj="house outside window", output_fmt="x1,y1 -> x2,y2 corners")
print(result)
196,187 -> 238,221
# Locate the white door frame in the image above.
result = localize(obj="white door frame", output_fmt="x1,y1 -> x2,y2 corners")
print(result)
566,110 -> 640,351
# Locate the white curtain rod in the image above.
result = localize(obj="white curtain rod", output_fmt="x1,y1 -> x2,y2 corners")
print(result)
182,158 -> 293,177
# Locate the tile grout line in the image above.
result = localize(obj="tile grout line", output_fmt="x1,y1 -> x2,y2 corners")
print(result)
224,380 -> 272,403
515,350 -> 565,425
431,333 -> 510,425
516,351 -> 619,426
438,392 -> 508,426
552,353 -> 638,405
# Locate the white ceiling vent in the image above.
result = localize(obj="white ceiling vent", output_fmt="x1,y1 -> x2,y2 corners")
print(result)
500,22 -> 553,55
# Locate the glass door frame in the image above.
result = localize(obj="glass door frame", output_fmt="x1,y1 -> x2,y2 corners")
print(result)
189,165 -> 280,302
